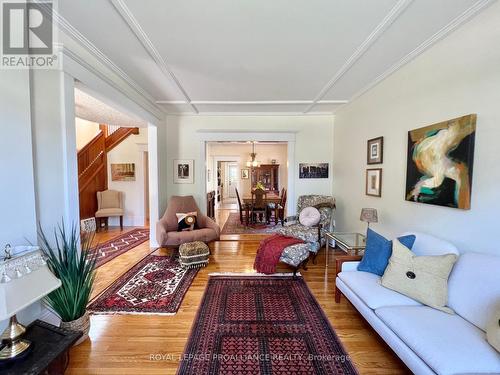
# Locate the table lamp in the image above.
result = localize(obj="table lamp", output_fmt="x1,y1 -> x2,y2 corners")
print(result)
360,208 -> 378,231
0,247 -> 61,360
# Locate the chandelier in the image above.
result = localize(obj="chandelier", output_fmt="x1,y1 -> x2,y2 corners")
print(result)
246,141 -> 259,168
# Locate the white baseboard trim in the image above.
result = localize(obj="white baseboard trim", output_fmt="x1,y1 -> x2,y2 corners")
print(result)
108,215 -> 146,227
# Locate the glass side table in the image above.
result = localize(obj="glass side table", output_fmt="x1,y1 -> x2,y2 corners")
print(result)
325,232 -> 366,266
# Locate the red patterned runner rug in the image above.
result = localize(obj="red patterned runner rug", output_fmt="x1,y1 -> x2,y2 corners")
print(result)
88,254 -> 198,315
178,275 -> 358,375
89,228 -> 149,268
221,213 -> 283,235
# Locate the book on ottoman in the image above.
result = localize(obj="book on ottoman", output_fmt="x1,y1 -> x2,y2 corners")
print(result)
179,241 -> 210,268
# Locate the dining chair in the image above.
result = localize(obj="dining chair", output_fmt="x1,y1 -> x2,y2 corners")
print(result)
235,188 -> 250,226
275,189 -> 287,226
251,189 -> 267,224
267,188 -> 285,224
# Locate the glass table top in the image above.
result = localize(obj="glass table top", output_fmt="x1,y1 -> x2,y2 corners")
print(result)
327,232 -> 366,249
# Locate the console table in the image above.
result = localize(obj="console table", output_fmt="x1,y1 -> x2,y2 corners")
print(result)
0,320 -> 81,375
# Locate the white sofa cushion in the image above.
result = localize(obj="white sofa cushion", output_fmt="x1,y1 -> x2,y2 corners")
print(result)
338,271 -> 421,309
448,252 -> 500,331
375,305 -> 500,375
400,232 -> 459,257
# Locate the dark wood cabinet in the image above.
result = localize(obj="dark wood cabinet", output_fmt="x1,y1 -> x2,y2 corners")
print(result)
0,320 -> 81,375
251,164 -> 279,191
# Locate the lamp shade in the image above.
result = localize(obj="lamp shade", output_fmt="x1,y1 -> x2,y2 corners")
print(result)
360,208 -> 378,223
0,248 -> 61,321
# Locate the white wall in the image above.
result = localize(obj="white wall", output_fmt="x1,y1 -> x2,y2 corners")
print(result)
206,142 -> 288,196
75,117 -> 100,150
0,69 -> 78,330
107,128 -> 148,227
164,115 -> 334,215
333,2 -> 500,255
0,70 -> 37,248
30,70 -> 79,233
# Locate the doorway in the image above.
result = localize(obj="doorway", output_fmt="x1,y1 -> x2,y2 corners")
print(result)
144,151 -> 150,226
225,162 -> 239,199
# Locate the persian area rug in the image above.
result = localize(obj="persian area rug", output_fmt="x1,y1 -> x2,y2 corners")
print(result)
89,228 -> 149,268
178,276 -> 358,375
88,254 -> 198,315
221,212 -> 283,235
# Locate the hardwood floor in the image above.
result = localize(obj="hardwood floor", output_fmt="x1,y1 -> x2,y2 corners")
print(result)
67,211 -> 410,374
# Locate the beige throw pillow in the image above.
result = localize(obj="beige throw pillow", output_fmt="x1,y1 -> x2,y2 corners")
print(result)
486,304 -> 500,352
381,239 -> 458,314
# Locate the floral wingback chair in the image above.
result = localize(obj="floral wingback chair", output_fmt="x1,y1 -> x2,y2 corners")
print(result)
278,195 -> 336,258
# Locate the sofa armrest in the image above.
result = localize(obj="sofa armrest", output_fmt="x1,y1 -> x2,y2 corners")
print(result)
156,221 -> 168,246
340,261 -> 361,272
198,214 -> 221,238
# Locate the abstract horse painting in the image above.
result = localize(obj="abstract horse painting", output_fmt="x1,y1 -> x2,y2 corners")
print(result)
405,114 -> 476,210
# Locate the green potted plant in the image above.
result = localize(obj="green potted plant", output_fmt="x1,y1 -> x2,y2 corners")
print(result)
38,223 -> 97,345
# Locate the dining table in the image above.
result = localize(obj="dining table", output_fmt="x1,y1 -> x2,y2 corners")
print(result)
242,191 -> 281,205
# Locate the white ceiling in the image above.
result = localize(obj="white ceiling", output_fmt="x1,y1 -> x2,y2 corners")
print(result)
59,0 -> 492,115
75,87 -> 147,127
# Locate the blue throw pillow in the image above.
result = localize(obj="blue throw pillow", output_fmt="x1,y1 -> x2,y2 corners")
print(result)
357,229 -> 416,276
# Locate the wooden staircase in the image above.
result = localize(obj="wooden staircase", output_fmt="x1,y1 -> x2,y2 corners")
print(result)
78,125 -> 139,220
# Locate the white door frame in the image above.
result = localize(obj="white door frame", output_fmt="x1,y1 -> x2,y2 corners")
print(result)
198,132 -> 296,215
225,162 -> 239,199
212,155 -> 241,207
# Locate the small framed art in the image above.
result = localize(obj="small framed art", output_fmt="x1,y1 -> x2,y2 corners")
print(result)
366,168 -> 382,197
174,159 -> 194,184
111,163 -> 135,181
367,136 -> 383,164
241,168 -> 249,179
298,163 -> 329,179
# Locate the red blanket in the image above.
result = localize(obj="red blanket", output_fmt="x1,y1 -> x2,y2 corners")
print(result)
254,234 -> 304,274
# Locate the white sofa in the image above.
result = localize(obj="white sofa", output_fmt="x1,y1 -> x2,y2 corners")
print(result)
335,232 -> 500,375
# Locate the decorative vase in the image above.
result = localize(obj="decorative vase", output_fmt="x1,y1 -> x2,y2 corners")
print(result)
60,311 -> 90,346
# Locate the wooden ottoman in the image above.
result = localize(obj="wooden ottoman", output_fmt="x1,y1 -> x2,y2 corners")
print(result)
179,241 -> 210,268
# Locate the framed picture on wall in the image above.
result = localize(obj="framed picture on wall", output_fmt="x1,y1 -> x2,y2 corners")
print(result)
366,168 -> 382,197
174,159 -> 194,184
405,114 -> 476,209
111,163 -> 135,181
367,136 -> 383,164
299,163 -> 329,178
241,168 -> 249,179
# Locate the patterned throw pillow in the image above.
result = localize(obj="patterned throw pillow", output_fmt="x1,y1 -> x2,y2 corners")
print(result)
176,212 -> 198,232
381,239 -> 458,314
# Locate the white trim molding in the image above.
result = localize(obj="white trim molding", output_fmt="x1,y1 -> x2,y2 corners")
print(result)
304,0 -> 414,113
198,131 -> 297,215
110,0 -> 199,113
347,0 -> 496,105
35,2 -> 165,121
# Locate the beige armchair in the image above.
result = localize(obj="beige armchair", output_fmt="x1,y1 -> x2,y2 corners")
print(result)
157,196 -> 220,247
95,190 -> 125,231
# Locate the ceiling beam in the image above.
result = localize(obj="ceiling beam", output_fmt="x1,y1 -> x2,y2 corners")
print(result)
156,100 -> 349,105
347,0 -> 495,104
304,0 -> 414,113
36,2 -> 166,119
109,0 -> 199,113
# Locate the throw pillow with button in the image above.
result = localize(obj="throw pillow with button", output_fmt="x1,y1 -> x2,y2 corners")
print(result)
381,239 -> 458,314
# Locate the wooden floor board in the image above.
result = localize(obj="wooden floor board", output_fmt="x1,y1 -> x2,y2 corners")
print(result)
67,210 -> 410,374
